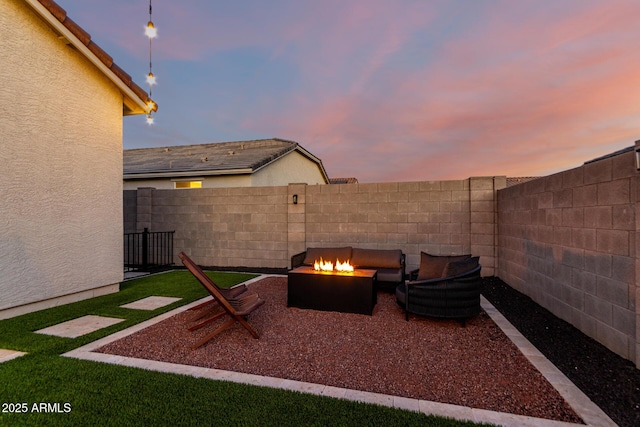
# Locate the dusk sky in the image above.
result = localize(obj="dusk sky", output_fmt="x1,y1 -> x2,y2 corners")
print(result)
56,0 -> 640,182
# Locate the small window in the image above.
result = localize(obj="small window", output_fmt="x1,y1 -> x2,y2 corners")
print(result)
174,181 -> 202,189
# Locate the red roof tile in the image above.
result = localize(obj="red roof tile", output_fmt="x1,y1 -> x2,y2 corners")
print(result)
62,17 -> 90,45
110,63 -> 132,87
87,41 -> 113,68
35,0 -> 157,113
38,0 -> 65,21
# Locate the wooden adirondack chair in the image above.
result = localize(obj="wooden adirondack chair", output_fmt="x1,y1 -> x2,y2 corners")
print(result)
178,252 -> 265,349
187,282 -> 251,326
188,288 -> 261,332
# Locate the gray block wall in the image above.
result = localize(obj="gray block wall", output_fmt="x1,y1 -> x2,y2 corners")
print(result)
126,177 -> 504,275
124,163 -> 639,367
497,148 -> 638,366
301,178 -> 504,275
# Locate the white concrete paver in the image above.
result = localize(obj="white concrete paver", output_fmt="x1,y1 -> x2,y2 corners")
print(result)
469,408 -> 582,427
120,296 -> 181,310
419,400 -> 474,422
0,349 -> 27,363
393,395 -> 421,412
35,315 -> 125,338
344,389 -> 395,407
61,276 -> 617,427
320,385 -> 348,399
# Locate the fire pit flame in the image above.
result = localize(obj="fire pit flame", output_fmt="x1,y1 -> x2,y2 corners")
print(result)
314,257 -> 333,271
335,259 -> 354,272
313,257 -> 354,272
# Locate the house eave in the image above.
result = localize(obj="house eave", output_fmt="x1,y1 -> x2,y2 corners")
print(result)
292,145 -> 330,184
124,168 -> 254,180
24,0 -> 150,116
250,146 -> 329,184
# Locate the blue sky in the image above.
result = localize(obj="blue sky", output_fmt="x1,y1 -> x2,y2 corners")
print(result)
55,0 -> 640,182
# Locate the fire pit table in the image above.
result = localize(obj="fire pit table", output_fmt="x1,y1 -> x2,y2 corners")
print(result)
287,266 -> 377,315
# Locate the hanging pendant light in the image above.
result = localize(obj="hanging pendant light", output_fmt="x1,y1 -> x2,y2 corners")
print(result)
145,20 -> 157,38
144,0 -> 156,124
146,71 -> 156,86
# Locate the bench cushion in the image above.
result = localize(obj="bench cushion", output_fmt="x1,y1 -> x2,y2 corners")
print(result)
302,247 -> 353,265
375,268 -> 403,283
351,248 -> 402,269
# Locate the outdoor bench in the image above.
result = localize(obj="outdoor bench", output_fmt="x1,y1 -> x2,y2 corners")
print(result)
290,246 -> 405,292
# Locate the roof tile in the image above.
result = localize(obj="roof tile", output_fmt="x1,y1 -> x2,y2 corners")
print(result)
125,139 -> 300,175
87,41 -> 113,68
131,82 -> 154,108
109,62 -> 132,87
61,17 -> 90,45
329,178 -> 358,184
38,0 -> 66,22
506,177 -> 540,187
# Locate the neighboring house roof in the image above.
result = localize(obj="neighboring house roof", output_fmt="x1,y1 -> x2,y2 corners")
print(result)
508,145 -> 635,186
506,177 -> 540,187
584,145 -> 633,164
124,138 -> 329,182
330,178 -> 358,184
24,0 -> 154,116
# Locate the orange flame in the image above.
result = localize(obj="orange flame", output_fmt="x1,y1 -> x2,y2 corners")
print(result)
313,258 -> 354,272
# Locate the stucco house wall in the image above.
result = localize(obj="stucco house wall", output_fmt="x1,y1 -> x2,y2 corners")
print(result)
251,150 -> 327,186
0,0 -> 124,318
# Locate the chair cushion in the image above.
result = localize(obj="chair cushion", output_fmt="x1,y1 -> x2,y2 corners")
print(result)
416,252 -> 470,280
303,247 -> 353,265
441,256 -> 479,278
351,248 -> 402,269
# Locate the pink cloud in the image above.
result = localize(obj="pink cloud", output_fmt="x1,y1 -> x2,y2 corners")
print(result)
64,1 -> 640,182
278,1 -> 640,181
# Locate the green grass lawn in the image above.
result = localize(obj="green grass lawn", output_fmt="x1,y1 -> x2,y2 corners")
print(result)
0,271 -> 492,427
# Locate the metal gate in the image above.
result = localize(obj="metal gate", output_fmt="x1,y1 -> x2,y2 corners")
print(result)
124,228 -> 175,272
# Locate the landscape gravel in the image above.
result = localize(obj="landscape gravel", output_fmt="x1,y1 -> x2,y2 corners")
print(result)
98,276 -> 582,423
482,277 -> 640,427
